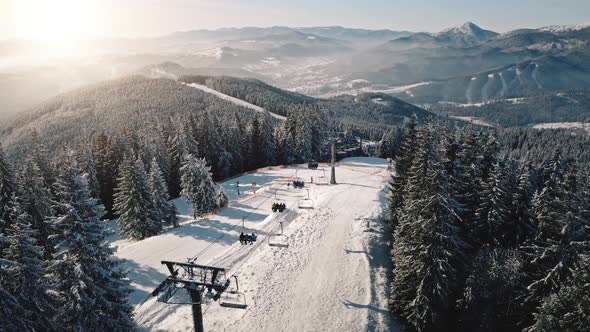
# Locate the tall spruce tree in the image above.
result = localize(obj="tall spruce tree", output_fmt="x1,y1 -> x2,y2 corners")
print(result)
49,170 -> 134,330
1,199 -> 55,331
392,123 -> 466,331
0,144 -> 17,234
149,158 -> 178,228
114,155 -> 160,240
18,157 -> 54,258
474,160 -> 512,247
389,114 -> 417,227
509,165 -> 536,247
181,155 -> 217,219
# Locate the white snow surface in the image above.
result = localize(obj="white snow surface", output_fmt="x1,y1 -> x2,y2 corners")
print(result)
184,83 -> 287,121
110,158 -> 397,331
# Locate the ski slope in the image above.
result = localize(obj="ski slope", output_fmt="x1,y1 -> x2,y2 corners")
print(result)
184,82 -> 287,121
109,157 -> 397,331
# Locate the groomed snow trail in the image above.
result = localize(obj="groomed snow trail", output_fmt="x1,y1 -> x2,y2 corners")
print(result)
113,158 -> 396,331
184,82 -> 287,121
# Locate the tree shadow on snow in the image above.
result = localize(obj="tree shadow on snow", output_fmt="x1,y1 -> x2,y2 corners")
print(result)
123,258 -> 168,306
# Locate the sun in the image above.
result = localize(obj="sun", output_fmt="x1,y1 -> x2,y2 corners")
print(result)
11,0 -> 97,42
10,0 -> 101,55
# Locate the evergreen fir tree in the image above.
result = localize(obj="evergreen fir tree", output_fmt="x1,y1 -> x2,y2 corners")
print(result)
526,255 -> 590,332
149,158 -> 178,228
389,114 -> 417,227
474,161 -> 512,247
114,155 -> 160,240
0,144 -> 17,234
509,165 -> 536,247
18,157 -> 54,257
181,155 -> 217,219
392,124 -> 466,331
166,132 -> 182,198
49,171 -> 134,330
2,200 -> 55,331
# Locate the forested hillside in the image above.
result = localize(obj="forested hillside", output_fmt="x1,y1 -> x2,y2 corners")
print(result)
385,117 -> 590,331
179,75 -> 431,127
427,91 -> 590,127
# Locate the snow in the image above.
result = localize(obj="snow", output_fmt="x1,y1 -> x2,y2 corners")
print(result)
449,116 -> 495,127
539,23 -> 590,33
307,35 -> 317,40
110,158 -> 397,331
184,83 -> 287,121
532,122 -> 590,134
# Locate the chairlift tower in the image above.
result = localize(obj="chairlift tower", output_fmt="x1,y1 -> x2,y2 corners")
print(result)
151,260 -> 244,332
330,138 -> 337,184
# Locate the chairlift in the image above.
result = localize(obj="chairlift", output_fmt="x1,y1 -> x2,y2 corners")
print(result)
298,189 -> 314,210
219,276 -> 248,309
315,168 -> 329,186
308,160 -> 318,170
268,222 -> 289,248
271,188 -> 287,212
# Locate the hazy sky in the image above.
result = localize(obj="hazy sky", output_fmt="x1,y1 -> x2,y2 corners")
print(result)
1,0 -> 589,40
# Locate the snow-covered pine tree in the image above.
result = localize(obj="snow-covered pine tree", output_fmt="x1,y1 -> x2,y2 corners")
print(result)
18,157 -> 54,258
474,160 -> 512,247
114,155 -> 160,240
459,248 -> 523,331
29,130 -> 55,190
526,155 -> 589,315
249,115 -> 265,169
229,111 -> 246,174
389,114 -> 417,227
75,141 -> 100,200
149,158 -> 178,228
454,126 -> 484,245
0,284 -> 29,331
92,133 -> 120,218
392,122 -> 466,331
295,107 -> 313,163
180,116 -> 199,159
166,132 -> 183,198
0,144 -> 17,234
216,187 -> 229,208
216,149 -> 232,180
260,111 -> 276,166
509,165 -> 536,247
48,170 -> 134,330
526,254 -> 590,332
181,155 -> 217,219
1,199 -> 55,331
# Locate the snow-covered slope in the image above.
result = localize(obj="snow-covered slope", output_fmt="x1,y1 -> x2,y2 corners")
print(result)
110,158 -> 396,331
184,82 -> 287,121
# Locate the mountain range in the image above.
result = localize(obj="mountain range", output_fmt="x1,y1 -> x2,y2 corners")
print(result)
1,21 -> 589,127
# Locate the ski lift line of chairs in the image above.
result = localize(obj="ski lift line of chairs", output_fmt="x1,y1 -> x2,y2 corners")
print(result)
298,188 -> 314,210
315,168 -> 329,186
268,221 -> 289,248
272,188 -> 287,213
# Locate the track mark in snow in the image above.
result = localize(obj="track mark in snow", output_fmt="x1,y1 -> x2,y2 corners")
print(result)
184,83 -> 286,121
531,63 -> 543,89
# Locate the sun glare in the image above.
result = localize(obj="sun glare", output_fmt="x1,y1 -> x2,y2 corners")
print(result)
11,0 -> 101,56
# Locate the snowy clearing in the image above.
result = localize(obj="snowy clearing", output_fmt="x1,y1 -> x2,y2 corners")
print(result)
184,83 -> 287,121
110,158 -> 397,331
532,122 -> 590,134
449,116 -> 495,127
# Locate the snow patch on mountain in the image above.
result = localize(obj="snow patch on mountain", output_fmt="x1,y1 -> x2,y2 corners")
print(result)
539,23 -> 590,33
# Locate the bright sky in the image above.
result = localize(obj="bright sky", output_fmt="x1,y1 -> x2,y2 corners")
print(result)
1,0 -> 589,41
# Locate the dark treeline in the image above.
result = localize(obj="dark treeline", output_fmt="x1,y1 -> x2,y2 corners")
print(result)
427,91 -> 590,127
386,116 -> 590,332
